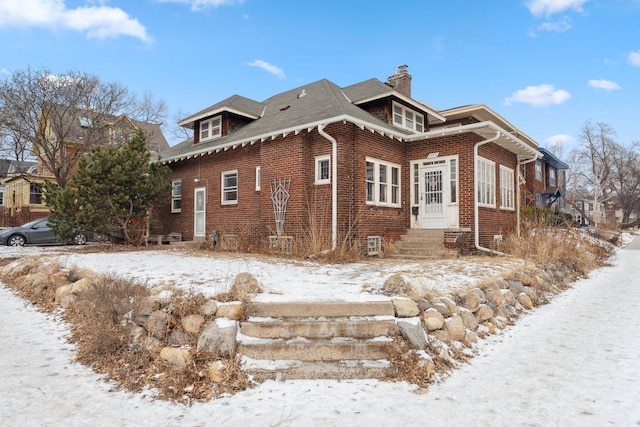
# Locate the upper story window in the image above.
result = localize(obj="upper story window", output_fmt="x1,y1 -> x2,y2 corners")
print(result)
315,155 -> 330,185
535,160 -> 542,181
549,168 -> 557,187
200,116 -> 221,141
171,179 -> 182,213
222,170 -> 238,205
476,157 -> 495,207
392,102 -> 424,133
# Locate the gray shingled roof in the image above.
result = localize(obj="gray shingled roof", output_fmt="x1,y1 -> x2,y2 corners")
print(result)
179,94 -> 266,128
159,79 -> 413,163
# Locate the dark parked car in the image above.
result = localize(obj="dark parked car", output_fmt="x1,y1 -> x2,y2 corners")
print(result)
0,218 -> 87,246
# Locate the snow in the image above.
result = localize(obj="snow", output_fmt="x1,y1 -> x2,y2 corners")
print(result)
1,235 -> 640,426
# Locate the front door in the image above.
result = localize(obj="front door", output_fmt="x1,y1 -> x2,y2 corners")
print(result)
419,165 -> 447,228
194,187 -> 206,238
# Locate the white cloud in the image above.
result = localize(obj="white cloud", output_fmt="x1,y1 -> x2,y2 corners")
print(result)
247,60 -> 285,79
156,0 -> 244,11
546,134 -> 575,146
588,79 -> 621,91
628,50 -> 640,66
0,0 -> 150,42
526,0 -> 589,17
504,84 -> 571,107
536,17 -> 572,33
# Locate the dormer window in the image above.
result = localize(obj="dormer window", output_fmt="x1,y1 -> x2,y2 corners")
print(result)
392,102 -> 424,132
200,116 -> 221,141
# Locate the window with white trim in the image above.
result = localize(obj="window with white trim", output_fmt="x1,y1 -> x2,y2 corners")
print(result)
549,168 -> 556,187
199,116 -> 221,141
535,160 -> 542,181
315,155 -> 330,185
366,158 -> 401,207
499,165 -> 515,210
392,102 -> 424,132
171,179 -> 182,213
255,166 -> 261,191
535,193 -> 543,207
450,158 -> 458,203
476,157 -> 495,207
221,170 -> 238,205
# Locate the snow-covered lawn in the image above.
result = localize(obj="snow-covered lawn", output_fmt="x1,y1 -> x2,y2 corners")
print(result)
1,235 -> 639,426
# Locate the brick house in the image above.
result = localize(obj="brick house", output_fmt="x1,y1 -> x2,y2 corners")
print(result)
521,146 -> 568,210
156,66 -> 541,254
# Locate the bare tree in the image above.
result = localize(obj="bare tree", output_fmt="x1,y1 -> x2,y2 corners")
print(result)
0,66 -> 168,187
608,141 -> 640,224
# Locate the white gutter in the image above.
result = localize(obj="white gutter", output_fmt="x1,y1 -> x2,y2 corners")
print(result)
516,156 -> 539,237
318,124 -> 338,250
474,131 -> 506,256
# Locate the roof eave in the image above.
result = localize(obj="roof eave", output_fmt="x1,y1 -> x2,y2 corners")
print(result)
178,107 -> 262,129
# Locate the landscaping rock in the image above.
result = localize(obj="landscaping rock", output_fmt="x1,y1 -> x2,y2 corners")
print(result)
522,286 -> 539,305
391,297 -> 420,318
70,277 -> 92,295
517,292 -> 533,309
60,294 -> 77,309
460,289 -> 481,312
397,317 -> 427,350
416,299 -> 431,312
168,330 -> 192,347
508,280 -> 525,295
201,300 -> 218,316
474,304 -> 494,322
133,300 -> 156,327
458,307 -> 478,331
501,289 -> 516,306
145,310 -> 172,339
231,272 -> 263,298
463,330 -> 478,347
182,314 -> 205,334
421,308 -> 445,331
483,283 -> 504,306
381,273 -> 412,296
55,284 -> 73,304
216,302 -> 243,320
160,347 -> 191,371
443,316 -> 465,341
432,302 -> 451,318
495,278 -> 510,289
437,297 -> 459,316
197,318 -> 238,357
431,329 -> 452,346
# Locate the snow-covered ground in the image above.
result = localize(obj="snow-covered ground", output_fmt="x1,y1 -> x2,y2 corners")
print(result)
1,236 -> 639,426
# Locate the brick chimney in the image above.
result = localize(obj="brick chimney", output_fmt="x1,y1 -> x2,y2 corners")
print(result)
387,65 -> 411,98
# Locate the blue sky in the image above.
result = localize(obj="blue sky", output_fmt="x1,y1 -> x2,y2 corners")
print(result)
1,0 -> 639,151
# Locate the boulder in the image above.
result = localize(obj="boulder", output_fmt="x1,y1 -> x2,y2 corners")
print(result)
437,297 -> 459,316
55,284 -> 74,304
443,316 -> 466,341
459,307 -> 479,331
460,289 -> 481,312
216,302 -> 243,320
197,318 -> 238,357
432,302 -> 451,318
201,300 -> 218,316
431,329 -> 452,346
145,310 -> 172,339
391,297 -> 420,318
523,286 -> 539,305
508,280 -> 525,295
381,273 -> 412,296
133,299 -> 156,327
474,304 -> 494,322
230,272 -> 263,300
501,289 -> 516,306
463,330 -> 478,347
397,318 -> 427,350
416,299 -> 431,312
517,292 -> 533,309
70,277 -> 93,295
495,278 -> 510,289
60,294 -> 78,309
483,283 -> 504,306
421,308 -> 445,331
160,347 -> 191,371
168,330 -> 192,347
182,314 -> 205,334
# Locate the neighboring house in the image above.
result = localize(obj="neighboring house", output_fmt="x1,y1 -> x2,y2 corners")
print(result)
0,159 -> 38,208
155,66 -> 541,253
4,108 -> 169,214
521,147 -> 569,210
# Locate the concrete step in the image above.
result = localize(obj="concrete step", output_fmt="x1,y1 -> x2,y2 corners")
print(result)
240,317 -> 398,340
238,338 -> 394,361
245,300 -> 394,318
242,358 -> 395,381
395,241 -> 444,249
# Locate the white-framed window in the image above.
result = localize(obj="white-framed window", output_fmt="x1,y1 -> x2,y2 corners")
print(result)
450,158 -> 458,203
536,193 -> 543,207
30,182 -> 43,205
315,155 -> 330,185
366,158 -> 401,207
392,102 -> 424,132
221,170 -> 238,205
476,157 -> 495,207
499,165 -> 515,210
535,160 -> 542,181
171,179 -> 182,213
199,116 -> 221,141
549,168 -> 556,187
255,166 -> 261,191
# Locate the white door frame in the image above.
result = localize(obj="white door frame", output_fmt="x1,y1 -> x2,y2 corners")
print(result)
419,164 -> 448,229
194,187 -> 206,238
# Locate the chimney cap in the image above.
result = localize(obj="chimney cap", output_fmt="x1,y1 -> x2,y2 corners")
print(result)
395,65 -> 409,74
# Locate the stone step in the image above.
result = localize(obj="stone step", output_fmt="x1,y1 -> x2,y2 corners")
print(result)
242,358 -> 395,381
238,338 -> 394,361
395,240 -> 444,249
245,300 -> 394,318
240,318 -> 398,340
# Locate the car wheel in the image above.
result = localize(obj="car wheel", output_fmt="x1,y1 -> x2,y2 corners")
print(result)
73,233 -> 87,245
8,235 -> 26,246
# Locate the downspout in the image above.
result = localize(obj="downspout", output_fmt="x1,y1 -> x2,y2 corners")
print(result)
318,124 -> 338,250
516,156 -> 539,237
474,131 -> 506,256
